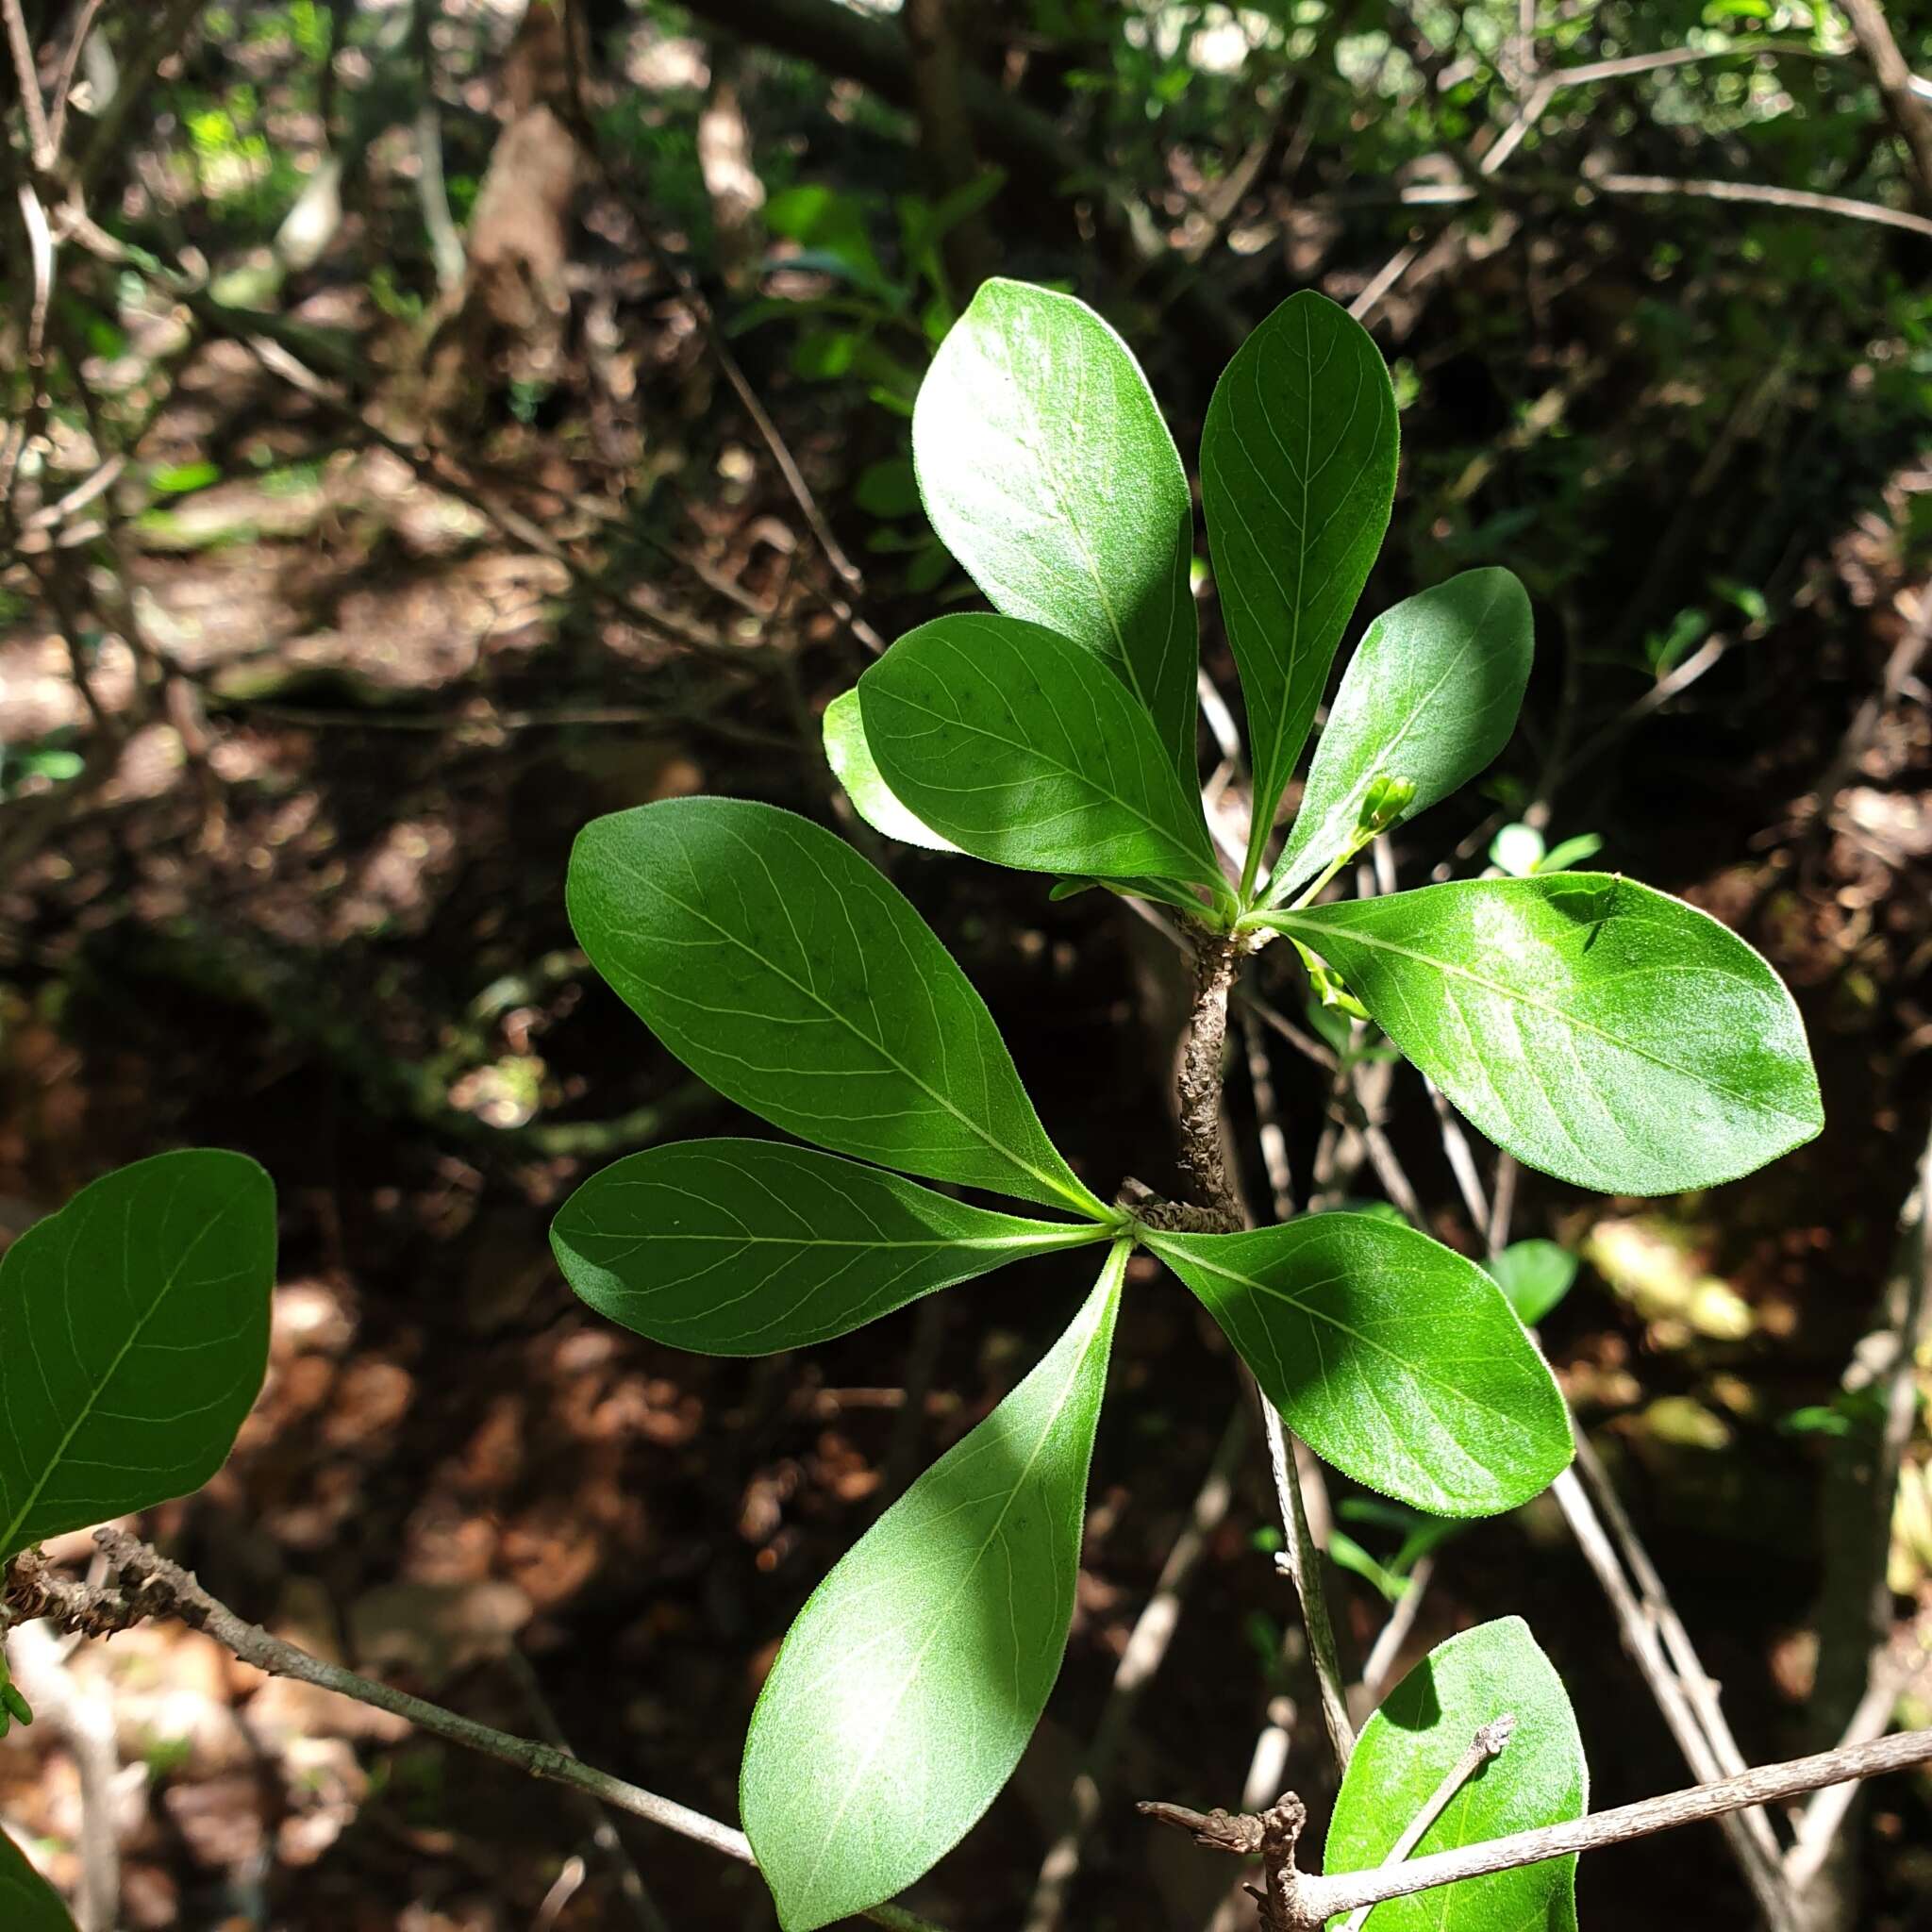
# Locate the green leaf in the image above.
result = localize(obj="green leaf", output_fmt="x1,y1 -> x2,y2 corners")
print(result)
1147,1218 -> 1571,1517
1200,290 -> 1398,881
1484,1241 -> 1579,1326
1326,1528 -> 1406,1604
1540,833 -> 1604,874
551,1140 -> 1110,1356
741,1241 -> 1126,1931
1267,569 -> 1533,905
1262,874 -> 1824,1195
912,278 -> 1199,777
566,798 -> 1107,1218
1323,1617 -> 1587,1932
0,1149 -> 275,1563
858,613 -> 1224,893
822,688 -> 958,854
0,1832 -> 75,1932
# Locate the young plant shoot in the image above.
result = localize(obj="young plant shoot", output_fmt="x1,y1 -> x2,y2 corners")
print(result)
550,280 -> 1820,1927
0,282 -> 1824,1932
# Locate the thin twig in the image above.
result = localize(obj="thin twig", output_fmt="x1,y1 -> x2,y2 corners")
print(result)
73,0 -> 206,192
45,0 -> 108,158
1356,1556 -> 1435,1713
7,1619 -> 120,1932
1299,1728 -> 1932,1924
1786,1121 -> 1932,1900
1552,1466 -> 1794,1928
2,0 -> 53,167
11,1533 -> 946,1932
1241,1004 -> 1294,1221
1338,1716 -> 1516,1932
502,1649 -> 671,1932
1425,1078 -> 1491,1234
553,30 -> 883,654
1590,169 -> 1932,240
1840,0 -> 1932,211
1263,1397 -> 1354,1774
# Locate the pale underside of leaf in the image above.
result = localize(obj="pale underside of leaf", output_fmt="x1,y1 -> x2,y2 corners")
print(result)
859,613 -> 1220,888
822,688 -> 959,854
741,1243 -> 1126,1931
1271,874 -> 1824,1194
0,1148 -> 275,1562
913,279 -> 1199,778
567,799 -> 1102,1216
551,1139 -> 1111,1355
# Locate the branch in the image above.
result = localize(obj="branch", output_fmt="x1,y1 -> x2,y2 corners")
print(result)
2,0 -> 52,168
1176,933 -> 1246,1232
7,1620 -> 119,1932
8,1532 -> 946,1932
72,0 -> 206,193
1550,1461 -> 1794,1927
1840,0 -> 1932,212
1144,1727 -> 1932,1929
1299,1727 -> 1932,1924
1589,168 -> 1932,239
1262,1403 -> 1355,1776
1337,1718 -> 1515,1932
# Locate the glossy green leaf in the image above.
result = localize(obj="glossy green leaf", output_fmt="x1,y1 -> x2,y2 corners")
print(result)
1262,874 -> 1824,1195
1200,290 -> 1398,877
1324,1617 -> 1587,1932
0,1832 -> 75,1932
859,614 -> 1224,892
0,1149 -> 275,1562
822,688 -> 958,854
741,1242 -> 1126,1930
567,798 -> 1106,1217
1485,1241 -> 1579,1326
1268,569 -> 1533,905
1147,1218 -> 1571,1517
551,1140 -> 1110,1355
912,278 -> 1199,777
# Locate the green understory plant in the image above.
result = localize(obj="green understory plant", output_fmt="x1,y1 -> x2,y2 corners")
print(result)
551,278 -> 1822,1927
0,281 -> 1831,1932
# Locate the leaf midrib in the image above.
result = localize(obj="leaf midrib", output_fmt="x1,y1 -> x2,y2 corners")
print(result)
1270,576 -> 1507,903
572,1225 -> 1105,1254
791,1254 -> 1123,1905
0,1175 -> 252,1558
871,680 -> 1209,880
1274,902 -> 1814,1129
1152,1240 -> 1540,1441
605,851 -> 1100,1217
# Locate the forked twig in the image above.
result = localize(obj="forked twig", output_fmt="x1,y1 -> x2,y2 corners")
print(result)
1337,1716 -> 1516,1932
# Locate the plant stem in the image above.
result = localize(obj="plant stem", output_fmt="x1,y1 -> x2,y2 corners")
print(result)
1176,932 -> 1245,1231
1262,1397 -> 1356,1774
9,1533 -> 946,1932
1299,1727 -> 1932,1924
1337,1717 -> 1516,1932
1174,924 -> 1354,1779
